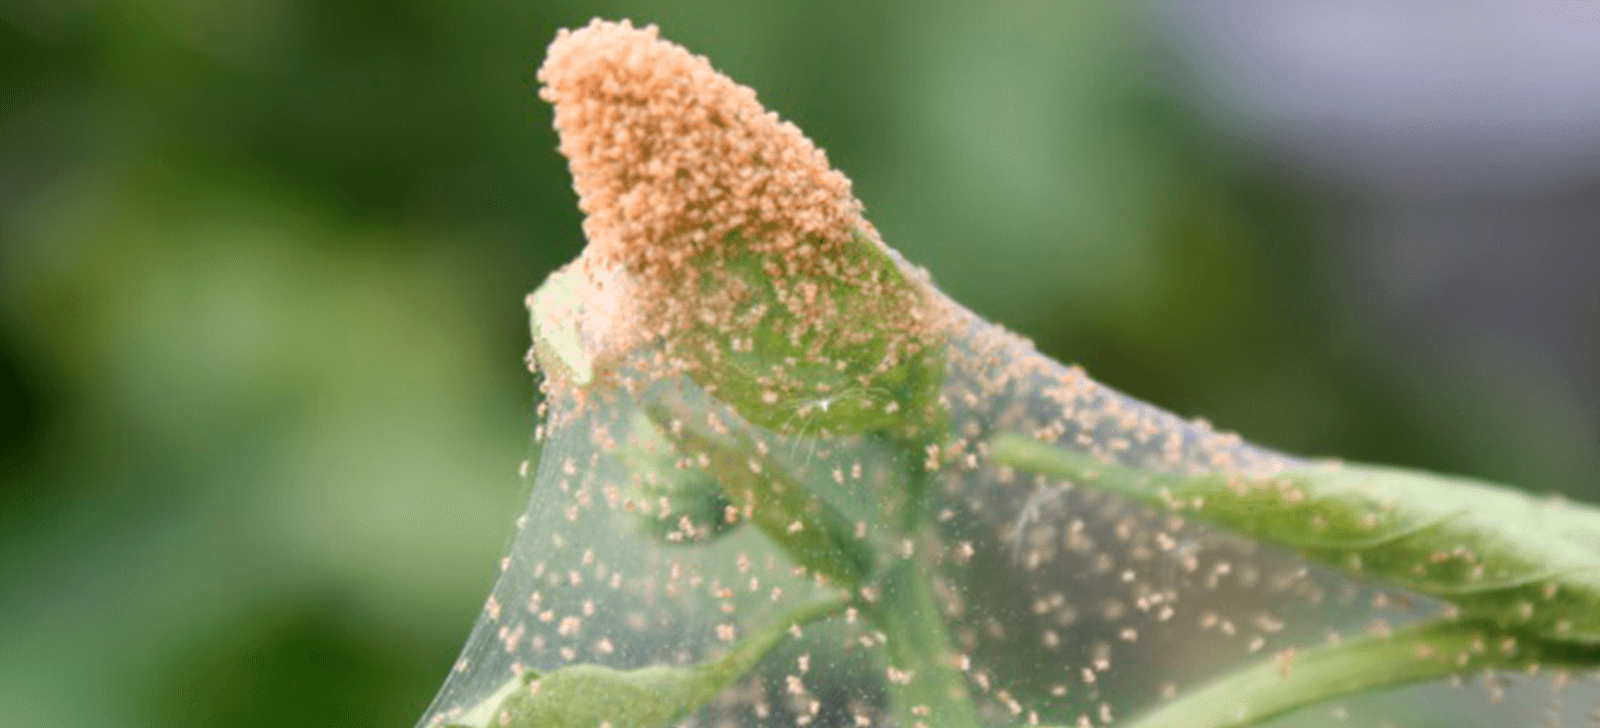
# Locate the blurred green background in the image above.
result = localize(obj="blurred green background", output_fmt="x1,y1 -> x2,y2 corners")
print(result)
2,2 -> 1597,727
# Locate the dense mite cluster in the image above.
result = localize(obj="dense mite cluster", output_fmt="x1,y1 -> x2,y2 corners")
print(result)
540,19 -> 866,275
538,20 -> 935,371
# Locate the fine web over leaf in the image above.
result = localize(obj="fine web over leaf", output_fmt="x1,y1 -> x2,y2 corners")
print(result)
988,435 -> 1600,644
988,435 -> 1600,727
414,18 -> 1600,728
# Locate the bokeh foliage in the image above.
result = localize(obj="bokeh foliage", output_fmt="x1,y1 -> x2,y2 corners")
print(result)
0,2 -> 1594,727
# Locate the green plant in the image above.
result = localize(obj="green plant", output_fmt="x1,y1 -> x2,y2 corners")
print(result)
416,19 -> 1600,728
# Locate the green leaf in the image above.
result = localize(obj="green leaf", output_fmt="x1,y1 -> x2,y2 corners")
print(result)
668,235 -> 948,439
524,234 -> 948,441
447,598 -> 846,728
1124,619 -> 1600,728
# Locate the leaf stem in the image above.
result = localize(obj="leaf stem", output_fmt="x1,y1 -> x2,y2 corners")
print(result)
868,559 -> 979,728
862,432 -> 981,728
